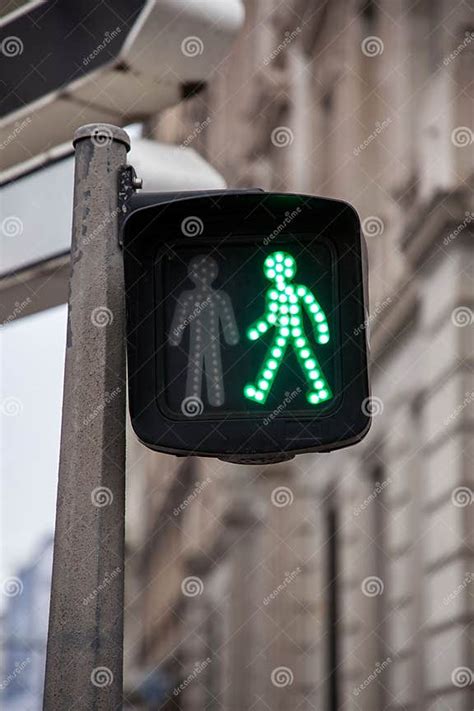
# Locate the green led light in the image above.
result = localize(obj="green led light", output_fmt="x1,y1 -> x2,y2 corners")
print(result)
244,250 -> 333,406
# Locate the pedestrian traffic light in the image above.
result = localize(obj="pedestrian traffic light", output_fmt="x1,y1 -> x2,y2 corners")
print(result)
123,190 -> 370,463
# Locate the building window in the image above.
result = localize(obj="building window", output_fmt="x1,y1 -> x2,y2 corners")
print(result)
326,505 -> 339,711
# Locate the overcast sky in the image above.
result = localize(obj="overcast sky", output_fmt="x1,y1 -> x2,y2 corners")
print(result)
1,304 -> 66,607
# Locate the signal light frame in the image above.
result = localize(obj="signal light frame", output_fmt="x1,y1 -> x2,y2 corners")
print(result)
122,190 -> 371,463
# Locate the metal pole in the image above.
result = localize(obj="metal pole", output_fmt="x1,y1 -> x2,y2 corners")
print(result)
43,124 -> 130,710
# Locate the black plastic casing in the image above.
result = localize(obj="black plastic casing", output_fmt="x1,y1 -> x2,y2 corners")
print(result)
123,190 -> 371,464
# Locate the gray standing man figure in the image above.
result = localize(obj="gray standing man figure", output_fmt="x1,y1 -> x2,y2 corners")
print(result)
169,255 -> 239,411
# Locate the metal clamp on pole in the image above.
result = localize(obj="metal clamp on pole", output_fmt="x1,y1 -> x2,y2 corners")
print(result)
43,123 -> 130,710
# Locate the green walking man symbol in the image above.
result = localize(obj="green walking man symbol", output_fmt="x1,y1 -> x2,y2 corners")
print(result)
243,251 -> 333,405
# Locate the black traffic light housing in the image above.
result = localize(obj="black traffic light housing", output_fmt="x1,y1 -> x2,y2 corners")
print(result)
123,190 -> 370,463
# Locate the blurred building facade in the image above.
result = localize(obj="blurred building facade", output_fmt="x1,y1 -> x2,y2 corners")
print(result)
125,1 -> 474,710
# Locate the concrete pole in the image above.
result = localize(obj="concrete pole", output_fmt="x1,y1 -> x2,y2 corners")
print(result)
43,124 -> 130,710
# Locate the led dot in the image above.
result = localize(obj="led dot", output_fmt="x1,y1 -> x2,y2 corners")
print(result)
289,305 -> 298,314
290,317 -> 299,326
304,294 -> 314,304
310,304 -> 319,313
284,270 -> 293,277
292,328 -> 302,337
266,258 -> 275,268
318,323 -> 328,332
281,305 -> 289,314
308,393 -> 320,404
280,316 -> 289,325
275,252 -> 284,262
267,269 -> 276,279
315,379 -> 325,389
276,337 -> 286,347
315,313 -> 324,322
289,295 -> 298,304
296,338 -> 306,348
268,314 -> 277,324
257,322 -> 267,333
268,359 -> 278,370
281,327 -> 290,336
269,302 -> 278,312
255,391 -> 264,401
285,286 -> 293,295
245,385 -> 256,397
301,349 -> 310,358
277,282 -> 285,290
248,329 -> 259,340
279,294 -> 288,302
276,263 -> 284,273
319,334 -> 329,344
309,370 -> 319,380
269,290 -> 278,300
297,286 -> 306,297
306,359 -> 316,369
263,370 -> 272,379
272,348 -> 282,358
319,389 -> 328,399
284,257 -> 293,267
259,380 -> 269,390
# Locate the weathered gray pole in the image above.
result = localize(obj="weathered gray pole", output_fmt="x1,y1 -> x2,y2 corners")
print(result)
43,124 -> 130,710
